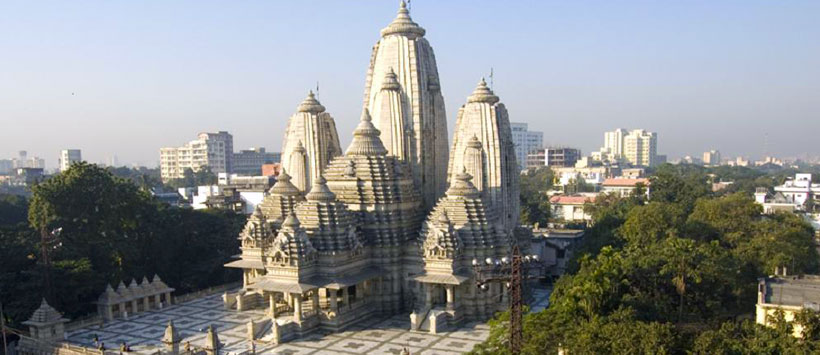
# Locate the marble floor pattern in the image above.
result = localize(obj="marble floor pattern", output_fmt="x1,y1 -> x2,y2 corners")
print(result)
65,287 -> 551,354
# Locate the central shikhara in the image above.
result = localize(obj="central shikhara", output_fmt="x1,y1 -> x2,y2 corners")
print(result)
224,1 -> 526,338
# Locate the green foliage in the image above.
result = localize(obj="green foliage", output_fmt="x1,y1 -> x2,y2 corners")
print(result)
166,166 -> 218,189
519,167 -> 554,226
106,166 -> 163,191
476,164 -> 820,353
0,162 -> 243,327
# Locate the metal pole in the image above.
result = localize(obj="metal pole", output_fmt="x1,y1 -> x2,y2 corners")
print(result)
510,245 -> 523,354
1,298 -> 8,355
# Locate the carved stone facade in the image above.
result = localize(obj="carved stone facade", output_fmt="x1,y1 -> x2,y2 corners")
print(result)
280,91 -> 342,193
448,79 -> 520,230
225,0 -> 527,336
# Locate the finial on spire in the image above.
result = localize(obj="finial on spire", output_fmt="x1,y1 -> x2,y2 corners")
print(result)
297,90 -> 326,113
381,0 -> 425,38
468,77 -> 499,104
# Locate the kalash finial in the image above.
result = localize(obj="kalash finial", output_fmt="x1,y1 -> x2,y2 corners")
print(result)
381,0 -> 425,38
297,90 -> 326,113
467,77 -> 499,104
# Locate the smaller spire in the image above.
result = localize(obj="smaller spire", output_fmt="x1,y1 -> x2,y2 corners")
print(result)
305,175 -> 337,202
293,140 -> 306,153
345,109 -> 388,156
467,78 -> 499,104
269,168 -> 301,196
381,68 -> 401,91
282,212 -> 301,229
446,168 -> 481,199
467,135 -> 483,149
297,91 -> 326,113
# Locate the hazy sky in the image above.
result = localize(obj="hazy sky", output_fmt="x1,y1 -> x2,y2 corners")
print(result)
1,0 -> 818,168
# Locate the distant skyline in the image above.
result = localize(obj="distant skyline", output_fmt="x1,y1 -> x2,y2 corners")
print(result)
1,0 -> 818,168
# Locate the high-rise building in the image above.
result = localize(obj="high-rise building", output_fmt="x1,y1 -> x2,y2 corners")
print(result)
232,148 -> 281,176
510,122 -> 543,170
703,150 -> 721,166
597,129 -> 658,167
160,131 -> 233,182
526,147 -> 581,169
59,149 -> 82,172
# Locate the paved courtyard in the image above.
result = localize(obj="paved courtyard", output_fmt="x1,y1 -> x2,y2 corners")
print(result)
66,287 -> 551,354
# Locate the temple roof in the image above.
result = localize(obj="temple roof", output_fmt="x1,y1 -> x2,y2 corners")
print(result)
421,171 -> 509,250
345,109 -> 388,156
270,213 -> 317,265
381,1 -> 426,39
467,78 -> 499,104
295,177 -> 362,253
297,91 -> 326,113
259,169 -> 305,224
23,299 -> 68,326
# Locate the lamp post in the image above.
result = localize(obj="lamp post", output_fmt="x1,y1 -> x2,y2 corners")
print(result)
472,245 -> 543,354
39,227 -> 62,303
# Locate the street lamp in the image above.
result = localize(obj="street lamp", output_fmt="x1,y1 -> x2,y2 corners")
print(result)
472,245 -> 544,354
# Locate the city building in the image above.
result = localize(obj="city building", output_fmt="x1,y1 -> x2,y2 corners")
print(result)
595,129 -> 658,167
601,177 -> 650,197
232,147 -> 281,176
159,131 -> 233,182
703,150 -> 721,166
10,151 -> 46,170
531,228 -> 585,278
774,173 -> 820,207
526,147 -> 581,169
549,194 -> 596,222
59,149 -> 82,172
756,271 -> 820,338
510,122 -> 543,171
261,163 -> 281,177
754,188 -> 799,214
0,159 -> 12,175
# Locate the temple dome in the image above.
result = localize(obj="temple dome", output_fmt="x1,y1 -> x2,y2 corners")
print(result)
270,213 -> 317,266
297,91 -> 326,113
295,177 -> 361,254
380,1 -> 426,39
467,78 -> 499,104
258,169 -> 306,227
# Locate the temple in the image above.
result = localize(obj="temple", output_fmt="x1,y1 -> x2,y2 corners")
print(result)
224,1 -> 531,336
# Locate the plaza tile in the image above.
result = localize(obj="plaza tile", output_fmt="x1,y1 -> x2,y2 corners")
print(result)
325,338 -> 382,353
389,332 -> 443,348
430,338 -> 481,352
419,350 -> 463,355
349,328 -> 403,342
369,343 -> 423,355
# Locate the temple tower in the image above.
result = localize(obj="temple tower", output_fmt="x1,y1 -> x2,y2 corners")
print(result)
281,91 -> 342,193
413,170 -> 512,326
324,109 -> 423,314
363,0 -> 449,209
448,79 -> 520,230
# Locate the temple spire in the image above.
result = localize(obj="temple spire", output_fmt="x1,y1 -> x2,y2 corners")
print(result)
346,109 -> 388,156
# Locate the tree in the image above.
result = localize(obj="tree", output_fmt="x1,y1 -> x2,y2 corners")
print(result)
519,167 -> 554,226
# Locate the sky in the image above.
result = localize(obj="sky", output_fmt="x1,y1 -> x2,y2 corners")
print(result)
1,0 -> 818,168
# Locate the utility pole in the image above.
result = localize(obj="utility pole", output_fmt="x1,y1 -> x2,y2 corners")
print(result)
1,296 -> 8,355
472,245 -> 542,354
509,245 -> 523,352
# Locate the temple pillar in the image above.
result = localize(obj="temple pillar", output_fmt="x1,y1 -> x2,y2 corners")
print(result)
312,292 -> 319,313
269,293 -> 276,318
446,285 -> 454,310
329,289 -> 338,312
143,297 -> 150,312
243,270 -> 248,286
165,292 -> 173,305
425,284 -> 433,307
154,294 -> 162,308
131,300 -> 139,314
342,287 -> 350,309
293,294 -> 302,323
